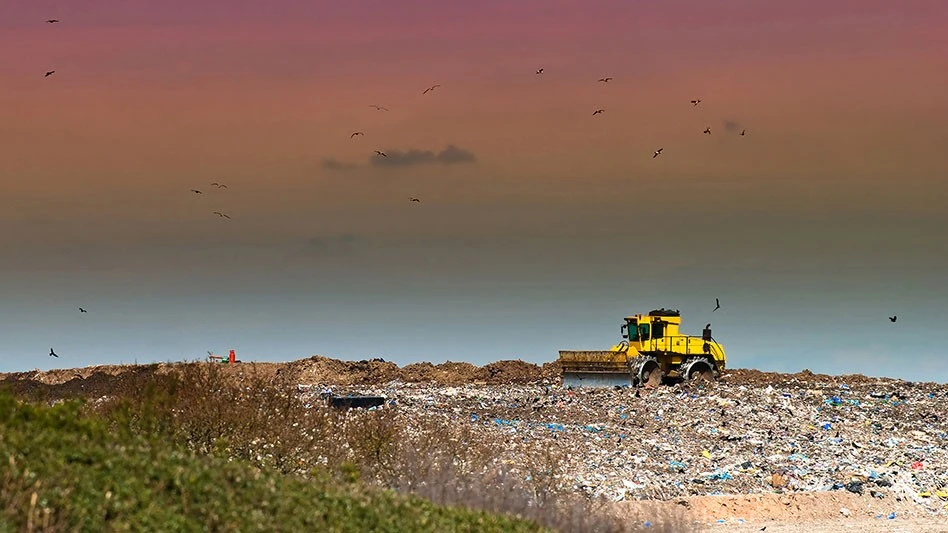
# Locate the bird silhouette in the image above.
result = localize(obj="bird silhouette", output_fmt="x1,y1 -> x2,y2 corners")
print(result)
350,131 -> 364,138
536,68 -> 544,74
422,84 -> 441,94
703,127 -> 712,135
740,129 -> 746,136
592,109 -> 604,115
653,148 -> 663,158
79,307 -> 87,313
691,99 -> 701,106
598,77 -> 613,83
889,316 -> 897,322
368,105 -> 389,111
210,182 -> 227,188
713,298 -> 721,312
46,19 -> 59,24
213,211 -> 231,219
374,150 -> 387,157
191,189 -> 202,194
409,197 -> 420,203
49,348 -> 59,358
45,70 -> 55,77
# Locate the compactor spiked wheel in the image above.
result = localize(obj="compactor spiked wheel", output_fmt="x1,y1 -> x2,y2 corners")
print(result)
683,358 -> 715,382
689,366 -> 714,382
639,360 -> 662,388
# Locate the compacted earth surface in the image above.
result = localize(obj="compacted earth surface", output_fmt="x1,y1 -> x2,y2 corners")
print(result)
3,356 -> 946,532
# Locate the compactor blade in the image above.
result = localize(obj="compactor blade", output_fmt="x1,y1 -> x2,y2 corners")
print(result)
557,350 -> 633,388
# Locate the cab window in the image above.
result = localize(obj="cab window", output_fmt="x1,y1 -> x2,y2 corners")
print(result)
626,320 -> 639,341
652,320 -> 665,339
638,323 -> 650,341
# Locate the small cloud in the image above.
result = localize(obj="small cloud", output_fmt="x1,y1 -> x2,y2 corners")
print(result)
307,233 -> 361,256
369,144 -> 477,168
722,119 -> 742,134
322,158 -> 359,171
435,144 -> 477,164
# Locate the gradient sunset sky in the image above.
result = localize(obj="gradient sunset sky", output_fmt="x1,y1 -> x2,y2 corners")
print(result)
2,1 -> 947,381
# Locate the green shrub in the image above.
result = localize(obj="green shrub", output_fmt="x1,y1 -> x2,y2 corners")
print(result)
0,390 -> 546,532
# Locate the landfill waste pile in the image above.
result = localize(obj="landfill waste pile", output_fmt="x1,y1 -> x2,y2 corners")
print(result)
299,364 -> 948,519
4,355 -> 947,524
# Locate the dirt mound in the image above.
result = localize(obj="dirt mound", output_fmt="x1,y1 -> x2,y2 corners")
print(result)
721,367 -> 898,388
1,363 -> 153,387
400,361 -> 480,385
474,360 -> 546,384
277,356 -> 402,386
275,356 -> 548,386
540,361 -> 561,381
3,356 -> 932,398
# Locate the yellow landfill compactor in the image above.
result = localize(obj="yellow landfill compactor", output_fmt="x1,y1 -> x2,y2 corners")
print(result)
558,309 -> 726,388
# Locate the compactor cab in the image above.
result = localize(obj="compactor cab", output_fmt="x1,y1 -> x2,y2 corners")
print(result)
558,308 -> 727,388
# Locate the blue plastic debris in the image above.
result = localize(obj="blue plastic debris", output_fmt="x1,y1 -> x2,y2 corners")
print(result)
706,470 -> 732,481
493,418 -> 519,427
887,512 -> 896,520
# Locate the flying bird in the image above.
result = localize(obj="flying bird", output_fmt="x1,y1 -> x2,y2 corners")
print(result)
598,77 -> 612,83
213,211 -> 230,219
536,68 -> 544,75
368,105 -> 389,111
889,315 -> 897,322
210,182 -> 227,189
79,307 -> 87,313
350,131 -> 364,138
592,109 -> 604,115
46,19 -> 59,24
703,127 -> 712,135
740,129 -> 746,136
374,150 -> 387,157
191,189 -> 202,194
652,148 -> 663,158
713,298 -> 721,312
49,348 -> 59,358
409,197 -> 420,203
423,84 -> 441,94
45,70 -> 55,77
691,99 -> 701,106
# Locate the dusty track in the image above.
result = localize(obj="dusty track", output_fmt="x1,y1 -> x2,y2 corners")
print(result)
621,491 -> 948,532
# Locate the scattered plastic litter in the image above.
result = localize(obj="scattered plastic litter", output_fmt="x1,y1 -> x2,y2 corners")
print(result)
295,370 -> 948,514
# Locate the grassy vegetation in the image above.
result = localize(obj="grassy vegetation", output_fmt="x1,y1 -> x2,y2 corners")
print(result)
0,391 -> 546,532
1,362 -> 696,532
